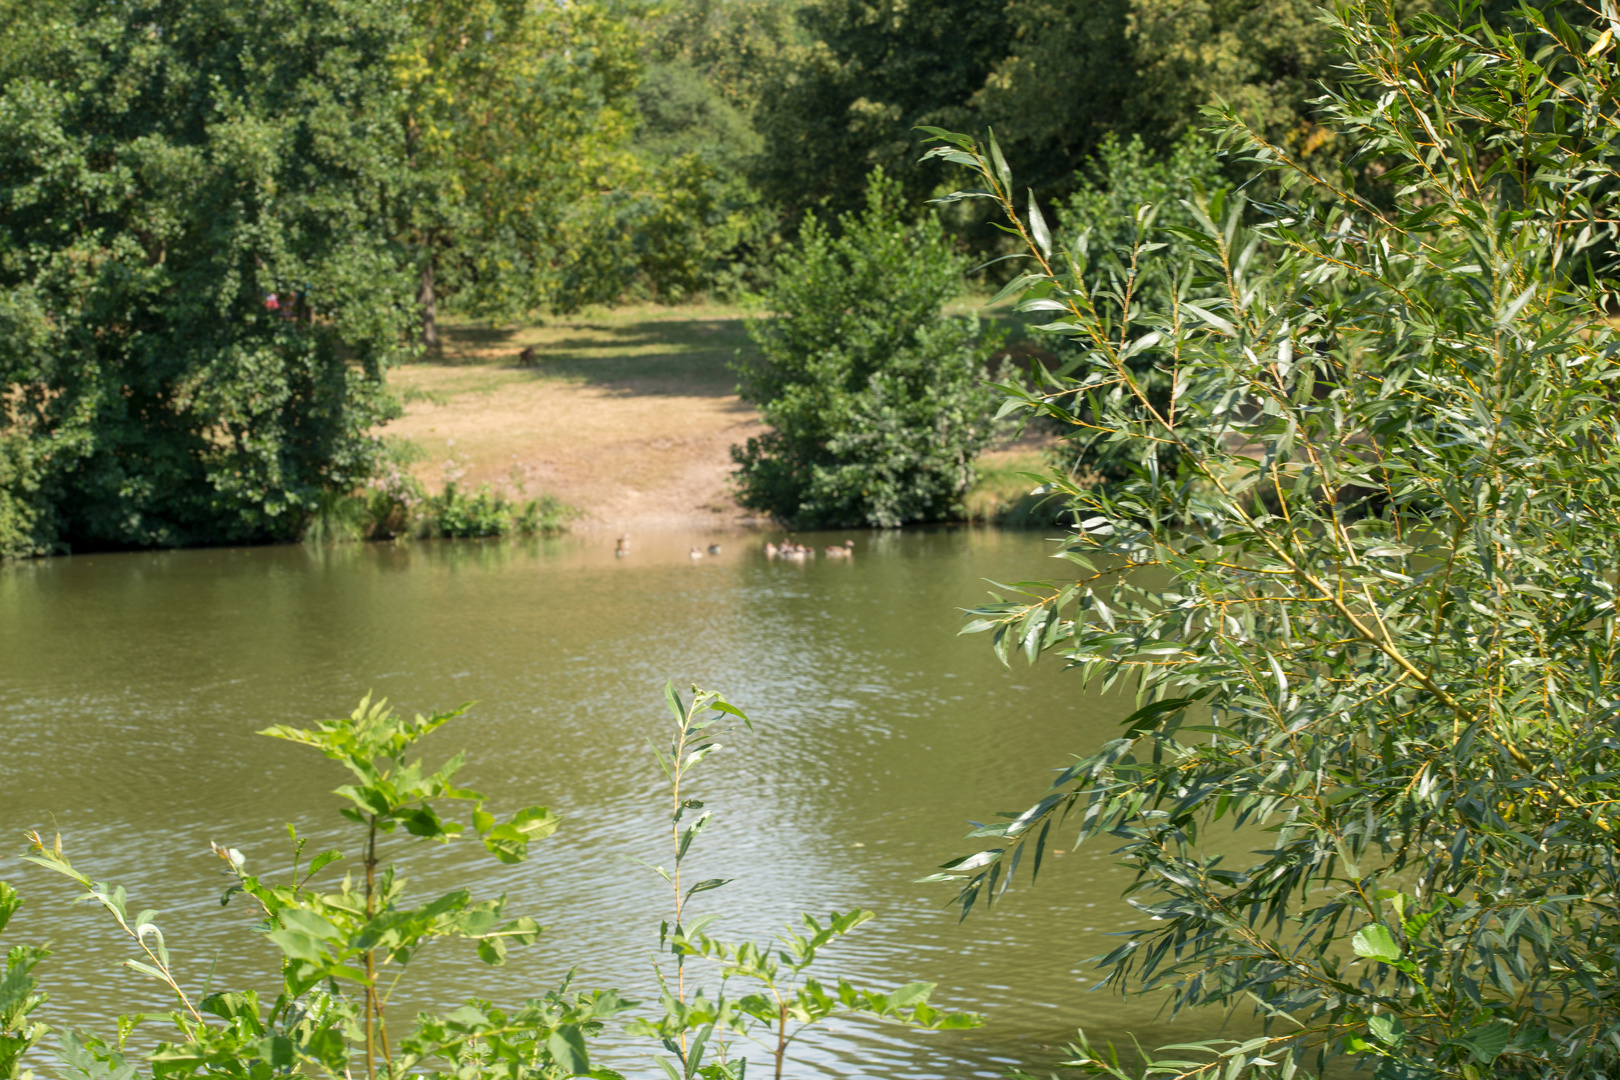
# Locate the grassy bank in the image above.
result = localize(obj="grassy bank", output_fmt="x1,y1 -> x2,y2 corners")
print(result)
381,301 -> 1060,531
385,303 -> 763,530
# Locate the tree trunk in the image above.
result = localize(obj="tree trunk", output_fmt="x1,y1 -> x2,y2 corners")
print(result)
418,251 -> 438,351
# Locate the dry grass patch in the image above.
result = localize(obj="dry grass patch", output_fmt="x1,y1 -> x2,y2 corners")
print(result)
381,301 -> 1067,532
383,304 -> 765,531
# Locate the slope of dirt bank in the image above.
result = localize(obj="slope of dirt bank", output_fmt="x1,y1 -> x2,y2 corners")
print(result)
384,304 -> 766,532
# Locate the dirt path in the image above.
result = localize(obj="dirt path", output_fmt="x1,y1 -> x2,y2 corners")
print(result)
385,304 -> 766,532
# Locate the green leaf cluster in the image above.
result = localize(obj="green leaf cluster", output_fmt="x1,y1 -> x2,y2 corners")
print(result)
13,681 -> 979,1080
672,911 -> 979,1036
259,695 -> 556,862
1040,131 -> 1231,490
25,691 -> 584,1080
924,1 -> 1620,1076
0,883 -> 48,1080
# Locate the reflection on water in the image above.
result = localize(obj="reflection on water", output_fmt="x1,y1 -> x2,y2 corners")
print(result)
0,529 -> 1219,1077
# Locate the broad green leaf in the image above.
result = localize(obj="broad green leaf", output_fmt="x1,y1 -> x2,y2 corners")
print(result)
547,1024 -> 590,1076
885,982 -> 934,1008
1367,1014 -> 1404,1047
278,909 -> 341,941
1456,1021 -> 1513,1064
1351,924 -> 1402,963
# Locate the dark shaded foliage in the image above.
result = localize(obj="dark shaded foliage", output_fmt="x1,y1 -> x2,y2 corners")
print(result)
0,0 -> 415,554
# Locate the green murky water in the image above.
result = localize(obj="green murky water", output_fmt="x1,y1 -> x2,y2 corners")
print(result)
0,529 -> 1222,1078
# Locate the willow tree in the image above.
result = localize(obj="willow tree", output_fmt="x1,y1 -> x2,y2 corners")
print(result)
926,1 -> 1620,1077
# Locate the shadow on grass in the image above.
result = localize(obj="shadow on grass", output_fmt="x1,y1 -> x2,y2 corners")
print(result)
415,302 -> 1052,399
419,314 -> 755,398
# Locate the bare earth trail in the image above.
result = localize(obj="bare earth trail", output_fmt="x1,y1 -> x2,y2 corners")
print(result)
385,304 -> 767,534
383,302 -> 1053,534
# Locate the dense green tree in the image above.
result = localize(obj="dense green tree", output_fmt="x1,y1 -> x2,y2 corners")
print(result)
397,0 -> 641,337
643,0 -> 805,110
752,0 -> 1012,218
751,0 -> 1342,219
583,42 -> 771,301
731,171 -> 999,527
0,0 -> 416,556
564,0 -> 803,302
972,0 -> 1339,194
634,60 -> 761,169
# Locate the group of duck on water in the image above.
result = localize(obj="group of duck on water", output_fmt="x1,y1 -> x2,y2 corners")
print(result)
611,534 -> 855,561
763,539 -> 855,560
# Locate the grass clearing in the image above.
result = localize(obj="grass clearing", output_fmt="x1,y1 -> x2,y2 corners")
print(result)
430,300 -> 752,388
384,303 -> 764,531
381,300 -> 1063,531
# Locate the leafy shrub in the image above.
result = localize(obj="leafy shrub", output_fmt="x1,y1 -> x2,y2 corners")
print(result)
505,493 -> 575,536
359,442 -> 429,540
300,439 -> 573,546
421,482 -> 573,539
732,170 -> 1001,527
6,685 -> 978,1080
924,2 -> 1620,1077
422,482 -> 513,539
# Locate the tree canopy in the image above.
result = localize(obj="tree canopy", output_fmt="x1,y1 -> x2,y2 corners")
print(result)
751,0 -> 1014,216
0,0 -> 415,555
397,0 -> 640,339
751,0 -> 1340,219
0,0 -> 654,555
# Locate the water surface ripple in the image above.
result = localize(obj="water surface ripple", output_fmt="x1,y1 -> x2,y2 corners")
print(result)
0,530 -> 1208,1078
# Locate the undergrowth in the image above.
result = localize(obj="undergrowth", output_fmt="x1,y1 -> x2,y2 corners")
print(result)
303,441 -> 576,544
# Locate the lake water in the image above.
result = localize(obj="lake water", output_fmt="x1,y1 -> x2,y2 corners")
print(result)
0,529 -> 1223,1078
